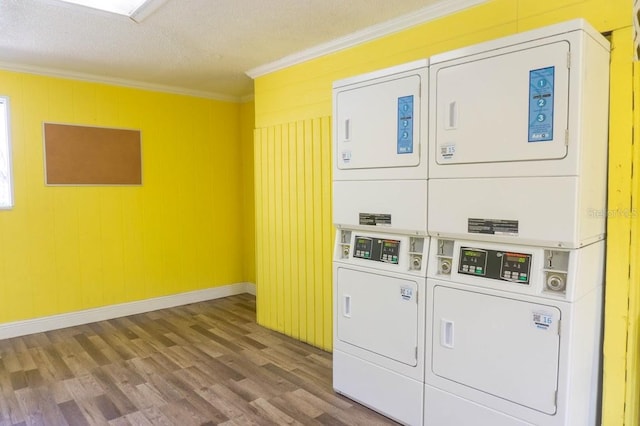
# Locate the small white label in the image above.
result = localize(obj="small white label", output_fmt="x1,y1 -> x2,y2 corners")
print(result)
532,311 -> 553,330
440,144 -> 455,160
341,150 -> 351,163
400,287 -> 413,301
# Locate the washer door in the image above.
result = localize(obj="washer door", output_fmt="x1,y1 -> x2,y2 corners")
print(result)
336,267 -> 419,366
431,285 -> 560,414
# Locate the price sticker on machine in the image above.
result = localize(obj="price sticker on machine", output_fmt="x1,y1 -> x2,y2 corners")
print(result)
532,311 -> 553,330
400,286 -> 414,301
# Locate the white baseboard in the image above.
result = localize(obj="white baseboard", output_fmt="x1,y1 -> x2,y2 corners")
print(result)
0,282 -> 257,340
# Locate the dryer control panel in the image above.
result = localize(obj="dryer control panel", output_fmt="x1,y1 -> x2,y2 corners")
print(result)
459,247 -> 531,284
354,236 -> 400,264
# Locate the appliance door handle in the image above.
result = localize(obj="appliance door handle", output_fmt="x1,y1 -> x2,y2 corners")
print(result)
344,294 -> 351,318
344,118 -> 351,141
445,101 -> 458,129
441,319 -> 454,348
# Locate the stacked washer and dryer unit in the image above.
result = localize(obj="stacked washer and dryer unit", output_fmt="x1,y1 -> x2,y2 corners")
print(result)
424,20 -> 610,426
332,19 -> 610,426
332,59 -> 430,426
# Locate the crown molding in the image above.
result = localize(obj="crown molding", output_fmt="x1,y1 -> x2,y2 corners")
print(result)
0,61 -> 244,103
239,93 -> 255,103
246,0 -> 487,79
130,0 -> 170,23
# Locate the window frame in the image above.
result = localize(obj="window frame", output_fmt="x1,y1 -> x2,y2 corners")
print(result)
0,96 -> 14,209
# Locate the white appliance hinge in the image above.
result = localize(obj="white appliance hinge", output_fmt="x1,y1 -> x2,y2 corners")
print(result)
567,52 -> 571,68
565,129 -> 569,146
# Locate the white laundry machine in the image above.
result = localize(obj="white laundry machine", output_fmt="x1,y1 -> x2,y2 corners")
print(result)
333,229 -> 428,425
427,19 -> 610,248
332,59 -> 430,425
333,59 -> 429,234
423,237 -> 604,425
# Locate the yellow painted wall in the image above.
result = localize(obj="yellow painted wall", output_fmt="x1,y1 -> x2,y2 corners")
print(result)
629,61 -> 640,426
255,0 -> 627,128
240,100 -> 256,283
253,0 -> 636,424
0,70 -> 248,322
604,27 -> 636,425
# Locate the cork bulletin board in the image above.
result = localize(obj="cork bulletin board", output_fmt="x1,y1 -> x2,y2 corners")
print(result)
43,123 -> 142,185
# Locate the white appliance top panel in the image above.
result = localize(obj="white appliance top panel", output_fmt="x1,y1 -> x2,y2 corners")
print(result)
427,176 -> 598,249
332,179 -> 428,234
429,19 -> 608,66
433,41 -> 569,165
431,284 -> 561,415
333,59 -> 429,89
336,267 -> 420,366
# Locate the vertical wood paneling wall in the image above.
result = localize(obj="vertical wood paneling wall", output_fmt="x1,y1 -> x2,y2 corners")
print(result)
254,118 -> 333,350
252,0 -> 636,423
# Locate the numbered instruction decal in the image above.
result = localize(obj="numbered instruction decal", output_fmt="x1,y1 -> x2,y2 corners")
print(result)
528,66 -> 555,142
397,95 -> 414,154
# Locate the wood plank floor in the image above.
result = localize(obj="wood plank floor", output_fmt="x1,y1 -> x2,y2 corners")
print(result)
0,294 -> 398,425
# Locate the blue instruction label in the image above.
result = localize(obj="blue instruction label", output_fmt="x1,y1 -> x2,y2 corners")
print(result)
397,95 -> 414,154
528,66 -> 555,142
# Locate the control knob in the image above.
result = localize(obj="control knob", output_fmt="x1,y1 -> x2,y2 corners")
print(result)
411,255 -> 422,270
439,258 -> 452,275
546,274 -> 566,292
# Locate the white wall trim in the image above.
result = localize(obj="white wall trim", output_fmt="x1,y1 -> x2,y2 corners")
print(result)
0,282 -> 256,340
245,282 -> 257,296
0,61 -> 242,103
245,0 -> 488,78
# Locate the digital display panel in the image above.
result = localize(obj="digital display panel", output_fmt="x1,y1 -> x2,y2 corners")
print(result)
459,247 -> 531,285
459,247 -> 488,276
380,239 -> 400,263
355,238 -> 370,249
500,251 -> 532,284
352,236 -> 399,264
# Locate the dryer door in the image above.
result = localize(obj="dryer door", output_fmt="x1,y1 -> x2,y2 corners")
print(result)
431,285 -> 560,414
434,40 -> 570,165
336,267 -> 419,366
335,73 -> 423,170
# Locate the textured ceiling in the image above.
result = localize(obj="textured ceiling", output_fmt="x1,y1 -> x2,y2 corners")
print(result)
0,0 -> 472,100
